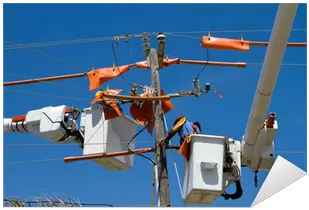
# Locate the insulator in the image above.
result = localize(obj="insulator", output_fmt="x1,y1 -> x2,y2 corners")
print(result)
142,36 -> 150,42
193,79 -> 201,96
142,43 -> 150,48
205,83 -> 211,93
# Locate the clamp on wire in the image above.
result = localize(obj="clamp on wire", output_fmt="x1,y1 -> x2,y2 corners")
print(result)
193,79 -> 211,97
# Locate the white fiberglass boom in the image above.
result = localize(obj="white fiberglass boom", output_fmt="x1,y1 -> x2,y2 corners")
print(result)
241,3 -> 299,171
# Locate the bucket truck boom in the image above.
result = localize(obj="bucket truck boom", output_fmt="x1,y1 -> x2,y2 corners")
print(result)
241,3 -> 299,172
4,105 -> 84,145
4,104 -> 140,170
181,3 -> 300,205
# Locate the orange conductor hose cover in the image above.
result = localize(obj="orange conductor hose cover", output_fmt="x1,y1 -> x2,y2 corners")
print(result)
201,36 -> 250,51
178,136 -> 191,161
136,58 -> 180,69
87,65 -> 130,91
130,90 -> 174,135
91,89 -> 123,120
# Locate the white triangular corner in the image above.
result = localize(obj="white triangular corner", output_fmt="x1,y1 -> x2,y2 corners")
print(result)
251,155 -> 307,207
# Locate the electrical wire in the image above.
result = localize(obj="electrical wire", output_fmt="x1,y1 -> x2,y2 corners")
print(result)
165,33 -> 201,39
3,33 -> 157,50
4,39 -> 140,92
127,122 -> 156,166
195,48 -> 209,80
4,141 -> 155,147
4,28 -> 306,50
3,36 -> 117,50
111,40 -> 136,87
4,158 -> 64,165
4,89 -> 90,101
4,72 -> 90,92
4,150 -> 304,166
165,28 -> 306,34
4,40 -> 90,71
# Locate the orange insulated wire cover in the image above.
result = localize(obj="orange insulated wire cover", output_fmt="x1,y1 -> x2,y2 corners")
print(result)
130,90 -> 174,135
87,65 -> 130,91
135,58 -> 180,69
201,36 -> 250,51
91,89 -> 123,120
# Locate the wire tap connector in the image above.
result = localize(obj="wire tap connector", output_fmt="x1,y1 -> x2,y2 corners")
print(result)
193,79 -> 211,97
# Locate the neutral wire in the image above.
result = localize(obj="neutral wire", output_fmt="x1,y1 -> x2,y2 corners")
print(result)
166,28 -> 306,34
4,29 -> 306,50
4,158 -> 64,165
4,141 -> 155,147
4,150 -> 305,166
4,40 -> 90,71
4,32 -> 157,50
4,89 -> 90,101
4,36 -> 117,50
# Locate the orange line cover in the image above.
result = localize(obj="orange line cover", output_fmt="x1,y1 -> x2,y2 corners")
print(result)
87,65 -> 130,91
202,36 -> 307,51
91,89 -> 123,120
130,90 -> 174,135
202,36 -> 250,51
135,58 -> 180,69
178,135 -> 192,161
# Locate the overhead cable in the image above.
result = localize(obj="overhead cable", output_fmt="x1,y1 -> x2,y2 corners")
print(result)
3,29 -> 306,50
4,89 -> 90,101
4,141 -> 155,147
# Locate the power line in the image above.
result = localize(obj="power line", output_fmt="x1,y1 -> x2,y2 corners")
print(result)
4,39 -> 140,90
3,29 -> 306,50
4,158 -> 64,165
3,33 -> 157,50
4,141 -> 155,147
4,40 -> 90,71
166,28 -> 307,34
111,41 -> 136,87
166,32 -> 308,47
195,48 -> 209,79
4,36 -> 116,50
4,89 -> 90,101
4,150 -> 305,165
165,33 -> 201,39
4,72 -> 90,92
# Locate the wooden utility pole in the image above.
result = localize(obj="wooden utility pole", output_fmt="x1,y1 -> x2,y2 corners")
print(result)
148,45 -> 171,207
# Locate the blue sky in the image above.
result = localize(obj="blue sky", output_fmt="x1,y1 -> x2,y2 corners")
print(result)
3,3 -> 307,207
